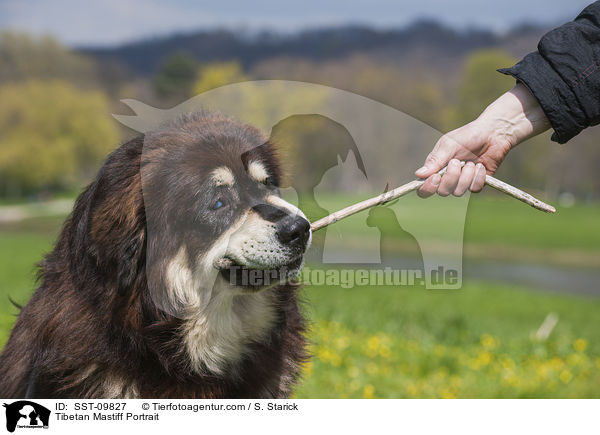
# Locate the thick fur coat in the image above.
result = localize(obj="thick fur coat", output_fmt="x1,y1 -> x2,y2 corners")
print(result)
0,112 -> 309,398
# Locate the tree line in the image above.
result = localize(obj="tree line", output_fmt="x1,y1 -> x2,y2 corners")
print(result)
1,29 -> 598,201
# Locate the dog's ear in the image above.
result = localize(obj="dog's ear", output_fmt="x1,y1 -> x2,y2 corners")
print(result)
84,137 -> 147,295
241,141 -> 282,186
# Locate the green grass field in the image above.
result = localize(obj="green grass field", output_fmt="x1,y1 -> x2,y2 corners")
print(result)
295,280 -> 600,398
1,194 -> 599,397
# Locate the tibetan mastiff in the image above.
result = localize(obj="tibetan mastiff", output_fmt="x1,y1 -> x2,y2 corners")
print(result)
0,111 -> 312,398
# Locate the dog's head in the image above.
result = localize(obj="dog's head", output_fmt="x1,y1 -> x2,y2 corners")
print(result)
144,113 -> 311,298
89,112 -> 310,316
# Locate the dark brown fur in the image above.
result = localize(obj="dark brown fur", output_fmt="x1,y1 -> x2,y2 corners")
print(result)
0,112 -> 307,398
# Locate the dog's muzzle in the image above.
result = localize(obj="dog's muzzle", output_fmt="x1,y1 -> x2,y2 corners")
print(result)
213,215 -> 311,272
275,215 -> 311,252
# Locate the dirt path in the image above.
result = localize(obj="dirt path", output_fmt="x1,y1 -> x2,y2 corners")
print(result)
0,199 -> 74,224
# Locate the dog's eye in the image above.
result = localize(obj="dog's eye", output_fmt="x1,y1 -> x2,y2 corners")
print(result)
264,176 -> 277,187
212,199 -> 225,210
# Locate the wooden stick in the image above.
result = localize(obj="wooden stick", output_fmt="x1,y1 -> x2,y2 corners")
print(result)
310,164 -> 555,232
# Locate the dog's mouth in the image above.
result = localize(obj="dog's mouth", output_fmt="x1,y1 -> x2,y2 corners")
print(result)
216,256 -> 303,292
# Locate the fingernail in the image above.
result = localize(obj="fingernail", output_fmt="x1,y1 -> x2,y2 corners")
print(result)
466,161 -> 475,168
450,158 -> 459,166
476,163 -> 485,173
432,174 -> 441,186
415,166 -> 428,176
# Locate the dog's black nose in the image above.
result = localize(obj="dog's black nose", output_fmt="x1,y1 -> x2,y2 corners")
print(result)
276,215 -> 310,249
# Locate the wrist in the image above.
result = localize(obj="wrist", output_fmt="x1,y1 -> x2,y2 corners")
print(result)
476,83 -> 550,148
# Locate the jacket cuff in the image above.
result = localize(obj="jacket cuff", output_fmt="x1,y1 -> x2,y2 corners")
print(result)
498,51 -> 585,144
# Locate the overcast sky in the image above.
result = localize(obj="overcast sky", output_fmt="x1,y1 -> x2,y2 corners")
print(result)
0,0 -> 593,47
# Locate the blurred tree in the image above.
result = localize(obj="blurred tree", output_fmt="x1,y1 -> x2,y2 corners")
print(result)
193,61 -> 248,95
454,50 -> 517,125
0,32 -> 98,88
251,55 -> 446,129
153,52 -> 199,100
0,80 -> 119,197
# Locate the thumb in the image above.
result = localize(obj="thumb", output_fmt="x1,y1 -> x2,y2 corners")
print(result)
415,136 -> 455,178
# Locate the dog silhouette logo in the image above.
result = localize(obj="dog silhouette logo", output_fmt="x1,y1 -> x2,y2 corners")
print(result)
3,401 -> 50,432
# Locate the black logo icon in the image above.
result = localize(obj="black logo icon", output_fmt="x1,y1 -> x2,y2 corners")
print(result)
3,401 -> 50,433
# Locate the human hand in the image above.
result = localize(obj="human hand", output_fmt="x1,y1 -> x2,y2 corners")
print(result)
415,83 -> 551,197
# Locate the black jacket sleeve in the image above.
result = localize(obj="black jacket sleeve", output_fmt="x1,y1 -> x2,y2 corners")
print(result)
498,1 -> 600,143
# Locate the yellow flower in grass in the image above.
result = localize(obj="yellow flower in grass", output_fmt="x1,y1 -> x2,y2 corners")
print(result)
302,360 -> 314,376
469,358 -> 480,371
501,356 -> 515,370
506,375 -> 520,387
348,366 -> 360,378
449,375 -> 462,388
317,348 -> 332,362
335,336 -> 350,350
379,345 -> 391,359
365,362 -> 378,375
317,347 -> 341,366
566,353 -> 583,367
502,369 -> 515,382
536,364 -> 550,380
363,384 -> 375,399
440,389 -> 456,399
434,345 -> 446,356
406,384 -> 418,397
365,349 -> 378,358
434,367 -> 449,379
367,336 -> 380,350
559,369 -> 573,384
573,338 -> 588,353
476,351 -> 492,366
330,353 -> 342,367
481,334 -> 498,350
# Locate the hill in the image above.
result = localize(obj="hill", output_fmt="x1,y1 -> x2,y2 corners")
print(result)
81,21 -> 549,76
